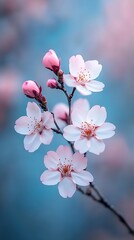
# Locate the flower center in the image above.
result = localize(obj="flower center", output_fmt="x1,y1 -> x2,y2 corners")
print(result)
81,122 -> 96,139
77,69 -> 90,85
58,163 -> 73,177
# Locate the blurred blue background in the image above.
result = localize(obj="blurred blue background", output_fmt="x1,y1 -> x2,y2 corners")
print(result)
0,0 -> 134,239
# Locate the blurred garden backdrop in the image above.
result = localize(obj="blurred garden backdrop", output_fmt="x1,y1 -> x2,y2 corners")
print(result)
0,0 -> 134,239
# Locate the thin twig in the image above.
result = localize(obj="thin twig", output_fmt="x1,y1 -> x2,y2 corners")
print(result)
77,184 -> 134,235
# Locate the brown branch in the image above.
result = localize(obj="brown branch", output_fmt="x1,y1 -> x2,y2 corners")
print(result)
77,184 -> 134,235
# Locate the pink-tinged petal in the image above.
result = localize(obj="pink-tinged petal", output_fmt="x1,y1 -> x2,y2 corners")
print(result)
42,111 -> 54,129
71,98 -> 90,127
63,74 -> 77,87
53,103 -> 69,120
69,55 -> 85,77
85,60 -> 102,79
44,151 -> 60,170
95,123 -> 115,139
56,145 -> 72,164
86,106 -> 107,126
58,177 -> 76,198
40,170 -> 61,185
76,85 -> 91,95
74,138 -> 89,154
71,110 -> 85,128
14,116 -> 33,135
72,152 -> 87,172
86,80 -> 104,92
24,133 -> 41,152
71,171 -> 93,186
40,129 -> 53,145
88,137 -> 105,155
63,125 -> 81,141
72,98 -> 90,115
26,102 -> 41,121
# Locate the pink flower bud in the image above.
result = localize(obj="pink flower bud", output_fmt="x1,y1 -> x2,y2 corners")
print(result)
46,79 -> 58,89
42,49 -> 60,74
22,80 -> 40,98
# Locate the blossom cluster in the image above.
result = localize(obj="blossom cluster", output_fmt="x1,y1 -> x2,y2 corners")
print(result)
14,49 -> 115,198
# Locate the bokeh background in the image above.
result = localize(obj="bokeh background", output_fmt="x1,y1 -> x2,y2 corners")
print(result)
0,0 -> 134,239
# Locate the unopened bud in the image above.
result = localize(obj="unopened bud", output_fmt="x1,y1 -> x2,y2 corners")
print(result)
22,80 -> 40,98
42,49 -> 60,75
46,79 -> 58,89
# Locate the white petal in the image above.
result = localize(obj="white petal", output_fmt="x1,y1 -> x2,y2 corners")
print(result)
24,133 -> 41,152
74,138 -> 89,154
58,177 -> 76,198
86,80 -> 104,92
71,110 -> 85,128
40,170 -> 61,185
44,151 -> 60,170
69,55 -> 85,77
14,116 -> 33,135
72,152 -> 87,172
56,145 -> 72,164
63,74 -> 77,87
86,105 -> 107,126
72,98 -> 90,115
63,125 -> 81,141
96,123 -> 115,139
40,129 -> 53,145
71,171 -> 93,186
85,60 -> 102,79
42,111 -> 54,129
71,98 -> 90,127
88,137 -> 105,155
26,102 -> 41,121
76,85 -> 92,95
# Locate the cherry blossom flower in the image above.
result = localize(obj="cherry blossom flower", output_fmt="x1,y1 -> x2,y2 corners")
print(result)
53,98 -> 89,129
40,145 -> 93,198
14,102 -> 54,152
64,55 -> 104,95
63,104 -> 115,155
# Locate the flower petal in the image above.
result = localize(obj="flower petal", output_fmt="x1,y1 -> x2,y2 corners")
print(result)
63,74 -> 77,87
42,111 -> 54,129
24,133 -> 41,152
86,105 -> 107,126
63,125 -> 81,141
74,138 -> 89,154
44,151 -> 60,170
40,170 -> 61,185
14,116 -> 33,135
26,102 -> 41,121
85,60 -> 102,79
71,171 -> 93,186
76,85 -> 91,95
58,177 -> 76,198
72,152 -> 87,172
86,80 -> 104,92
95,122 -> 115,139
71,98 -> 90,127
72,98 -> 90,116
40,129 -> 53,145
56,145 -> 72,164
88,137 -> 105,155
69,55 -> 85,77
